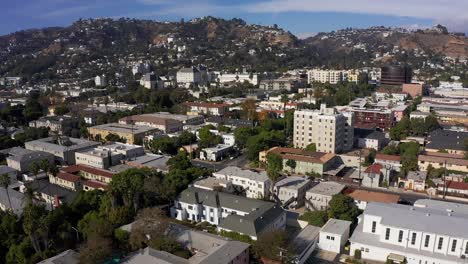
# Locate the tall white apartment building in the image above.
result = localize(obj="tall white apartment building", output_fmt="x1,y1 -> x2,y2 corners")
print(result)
176,67 -> 202,87
307,69 -> 346,84
350,200 -> 468,264
94,75 -> 107,87
294,104 -> 354,153
212,166 -> 271,199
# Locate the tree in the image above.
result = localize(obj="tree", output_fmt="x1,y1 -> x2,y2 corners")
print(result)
177,131 -> 196,146
266,153 -> 283,194
285,159 -> 296,173
299,211 -> 328,227
109,168 -> 146,212
241,99 -> 257,121
129,207 -> 169,250
149,136 -> 178,155
105,133 -> 126,143
198,126 -> 222,148
328,194 -> 359,222
79,234 -> 113,264
390,117 -> 410,140
0,174 -> 12,211
254,230 -> 294,262
234,127 -> 255,149
305,143 -> 317,152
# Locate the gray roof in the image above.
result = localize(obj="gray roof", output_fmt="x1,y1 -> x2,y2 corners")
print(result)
178,187 -> 285,237
306,182 -> 345,196
27,179 -> 77,205
214,166 -> 269,183
38,249 -> 79,264
0,187 -> 25,215
414,199 -> 468,216
0,165 -> 17,175
127,154 -> 170,171
406,171 -> 427,181
292,225 -> 320,254
354,128 -> 385,140
426,129 -> 468,151
274,176 -> 310,191
6,147 -> 54,163
178,67 -> 199,73
89,123 -> 159,134
320,218 -> 351,236
365,202 -> 468,239
25,137 -> 100,152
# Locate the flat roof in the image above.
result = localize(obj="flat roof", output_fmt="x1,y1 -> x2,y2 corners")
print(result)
307,181 -> 345,196
275,176 -> 310,190
214,166 -> 269,182
89,123 -> 158,134
320,218 -> 351,235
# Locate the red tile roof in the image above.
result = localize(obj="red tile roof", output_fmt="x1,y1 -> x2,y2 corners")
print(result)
364,163 -> 383,174
439,180 -> 468,191
61,164 -> 114,178
84,180 -> 108,190
268,147 -> 336,164
346,189 -> 400,204
376,154 -> 401,162
57,172 -> 81,183
184,102 -> 230,108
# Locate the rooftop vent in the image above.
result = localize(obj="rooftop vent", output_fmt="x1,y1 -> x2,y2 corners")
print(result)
426,213 -> 430,216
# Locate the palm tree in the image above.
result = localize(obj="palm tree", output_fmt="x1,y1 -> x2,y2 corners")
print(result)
0,173 -> 12,211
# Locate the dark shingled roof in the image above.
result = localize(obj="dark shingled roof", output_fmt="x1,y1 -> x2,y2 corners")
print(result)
426,129 -> 468,151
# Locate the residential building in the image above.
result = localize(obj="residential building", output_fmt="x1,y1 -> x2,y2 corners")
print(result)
291,225 -> 321,264
0,186 -> 25,215
344,189 -> 400,210
410,111 -> 431,120
205,117 -> 253,128
215,72 -> 259,85
361,163 -> 387,188
437,181 -> 468,198
135,112 -> 204,126
192,177 -> 234,193
273,176 -> 312,209
352,108 -> 394,131
418,152 -> 468,173
131,62 -> 151,76
124,154 -> 171,173
305,182 -> 345,211
25,137 -> 99,165
75,143 -> 144,169
139,72 -> 159,89
6,147 -> 55,173
199,144 -> 232,162
176,67 -> 202,87
170,187 -> 286,240
294,104 -> 354,153
213,166 -> 271,199
375,154 -> 402,172
398,171 -> 427,192
307,69 -> 346,84
392,104 -> 409,122
119,113 -> 183,133
354,128 -> 387,150
425,129 -> 468,155
184,102 -> 230,116
51,164 -> 115,192
260,147 -> 338,175
318,219 -> 351,253
88,123 -> 160,145
0,166 -> 17,184
350,201 -> 468,264
29,116 -> 78,135
38,250 -> 79,264
259,77 -> 304,91
94,75 -> 107,87
122,224 -> 250,264
402,83 -> 427,98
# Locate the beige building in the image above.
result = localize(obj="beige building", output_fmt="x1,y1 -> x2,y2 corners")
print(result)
119,114 -> 183,133
418,152 -> 468,173
307,69 -> 347,84
305,182 -> 345,211
50,165 -> 115,192
294,104 -> 354,153
88,123 -> 160,145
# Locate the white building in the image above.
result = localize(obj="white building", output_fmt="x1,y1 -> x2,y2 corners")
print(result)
170,187 -> 286,240
318,218 -> 352,253
350,200 -> 468,264
75,143 -> 144,169
94,75 -> 107,87
273,176 -> 312,209
213,166 -> 271,199
199,144 -> 232,162
305,182 -> 345,211
215,73 -> 259,86
294,104 -> 354,153
307,69 -> 347,84
176,67 -> 202,87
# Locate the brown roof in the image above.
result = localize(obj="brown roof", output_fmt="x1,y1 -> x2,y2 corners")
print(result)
364,163 -> 383,174
84,180 -> 108,190
120,114 -> 182,126
61,164 -> 115,178
418,154 -> 468,166
57,172 -> 81,183
376,154 -> 401,162
268,147 -> 335,164
346,189 -> 400,204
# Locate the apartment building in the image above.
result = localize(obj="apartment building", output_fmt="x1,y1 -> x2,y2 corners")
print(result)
50,164 -> 115,192
350,200 -> 468,264
213,166 -> 271,199
294,104 -> 354,153
215,72 -> 259,85
176,67 -> 202,87
170,187 -> 286,240
25,137 -> 99,165
425,130 -> 468,155
184,102 -> 230,116
418,152 -> 468,173
6,147 -> 55,173
259,77 -> 304,91
273,176 -> 312,209
305,182 -> 345,211
119,114 -> 183,133
307,69 -> 346,84
29,116 -> 78,135
88,123 -> 160,144
75,143 -> 144,169
352,108 -> 394,131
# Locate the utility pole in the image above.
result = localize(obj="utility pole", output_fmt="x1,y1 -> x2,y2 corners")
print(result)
358,150 -> 362,187
443,160 -> 447,199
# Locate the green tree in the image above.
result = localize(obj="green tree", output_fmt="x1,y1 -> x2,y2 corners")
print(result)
299,211 -> 328,227
234,127 -> 255,149
390,117 -> 411,140
305,143 -> 317,152
328,194 -> 359,222
285,159 -> 296,173
253,230 -> 294,262
109,168 -> 146,211
198,126 -> 222,148
0,174 -> 12,211
78,234 -> 113,264
105,133 -> 126,143
266,153 -> 283,194
149,136 -> 178,155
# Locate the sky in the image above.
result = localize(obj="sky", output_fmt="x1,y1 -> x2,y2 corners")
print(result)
2,0 -> 468,38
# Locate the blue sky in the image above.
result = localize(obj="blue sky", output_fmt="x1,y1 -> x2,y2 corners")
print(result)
2,0 -> 468,37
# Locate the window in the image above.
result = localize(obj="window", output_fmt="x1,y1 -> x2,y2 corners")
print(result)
411,233 -> 417,245
188,205 -> 193,210
371,221 -> 376,233
385,228 -> 390,240
451,240 -> 457,252
465,242 -> 468,254
437,238 -> 443,250
424,235 -> 430,247
398,230 -> 403,243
